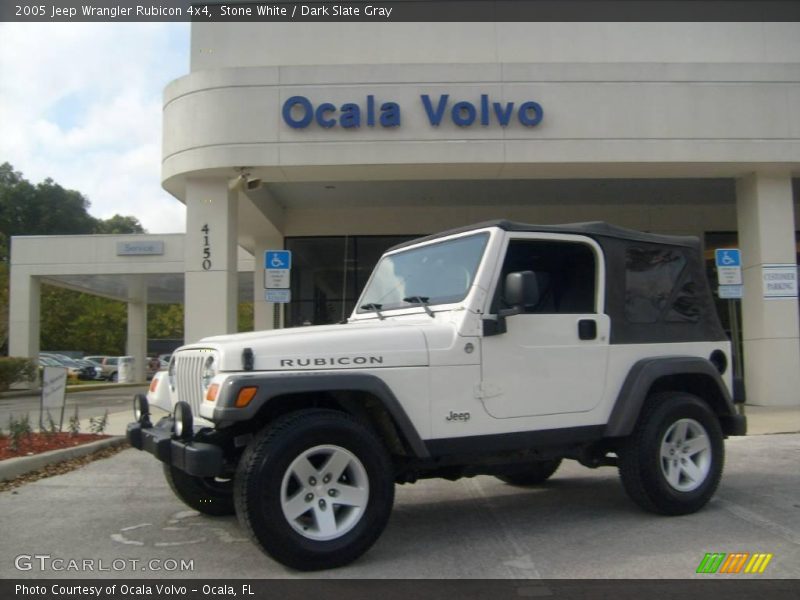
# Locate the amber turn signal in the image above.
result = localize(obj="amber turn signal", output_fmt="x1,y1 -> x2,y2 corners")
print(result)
235,386 -> 258,408
205,383 -> 219,402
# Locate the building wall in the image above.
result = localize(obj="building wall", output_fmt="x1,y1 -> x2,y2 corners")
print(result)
191,23 -> 800,69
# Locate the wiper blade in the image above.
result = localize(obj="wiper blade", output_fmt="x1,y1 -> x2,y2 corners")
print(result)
360,303 -> 385,320
402,296 -> 434,318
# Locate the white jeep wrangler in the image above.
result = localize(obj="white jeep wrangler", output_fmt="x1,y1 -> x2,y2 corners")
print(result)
128,220 -> 746,570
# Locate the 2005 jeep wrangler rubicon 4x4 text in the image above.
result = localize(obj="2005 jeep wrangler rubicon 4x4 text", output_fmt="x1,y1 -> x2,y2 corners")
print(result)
128,221 -> 746,570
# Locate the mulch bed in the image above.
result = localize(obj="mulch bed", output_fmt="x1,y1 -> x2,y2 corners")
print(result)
0,432 -> 110,460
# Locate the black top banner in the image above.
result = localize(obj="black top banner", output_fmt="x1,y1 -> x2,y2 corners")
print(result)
3,1 -> 800,23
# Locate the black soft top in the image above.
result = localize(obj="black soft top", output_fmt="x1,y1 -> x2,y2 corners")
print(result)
391,220 -> 725,345
389,220 -> 699,252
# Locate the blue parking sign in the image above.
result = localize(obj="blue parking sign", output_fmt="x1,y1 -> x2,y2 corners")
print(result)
265,250 -> 291,270
715,249 -> 740,268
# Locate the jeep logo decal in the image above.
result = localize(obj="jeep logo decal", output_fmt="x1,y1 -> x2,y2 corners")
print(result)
280,356 -> 385,368
446,411 -> 471,422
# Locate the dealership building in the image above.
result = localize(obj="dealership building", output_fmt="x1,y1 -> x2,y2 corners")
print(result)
9,21 -> 800,405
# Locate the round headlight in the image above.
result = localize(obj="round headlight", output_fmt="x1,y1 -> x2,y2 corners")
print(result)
173,401 -> 193,440
201,355 -> 217,389
133,394 -> 149,423
168,356 -> 177,391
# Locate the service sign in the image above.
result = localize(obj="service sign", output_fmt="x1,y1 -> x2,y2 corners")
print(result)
117,241 -> 164,256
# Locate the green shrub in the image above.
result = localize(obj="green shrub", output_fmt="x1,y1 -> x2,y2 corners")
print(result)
7,413 -> 33,452
89,410 -> 109,434
0,357 -> 37,392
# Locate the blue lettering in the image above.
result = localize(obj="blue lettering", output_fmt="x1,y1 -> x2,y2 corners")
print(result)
493,101 -> 514,126
421,94 -> 449,126
367,94 -> 375,127
518,101 -> 543,127
315,103 -> 337,128
282,96 -> 314,128
480,94 -> 489,126
283,94 -> 542,129
380,102 -> 401,127
340,103 -> 361,128
452,101 -> 476,126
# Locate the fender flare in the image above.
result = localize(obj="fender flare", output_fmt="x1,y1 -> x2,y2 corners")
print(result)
213,372 -> 429,457
604,356 -> 736,438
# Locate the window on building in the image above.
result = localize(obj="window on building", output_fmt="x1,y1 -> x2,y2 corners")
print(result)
285,235 -> 417,327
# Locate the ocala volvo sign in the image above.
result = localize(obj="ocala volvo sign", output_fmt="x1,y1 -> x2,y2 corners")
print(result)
282,94 -> 543,129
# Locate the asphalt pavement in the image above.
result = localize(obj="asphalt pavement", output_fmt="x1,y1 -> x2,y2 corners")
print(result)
0,432 -> 798,579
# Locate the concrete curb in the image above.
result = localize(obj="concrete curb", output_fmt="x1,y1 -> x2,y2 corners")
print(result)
0,436 -> 128,482
1,383 -> 145,399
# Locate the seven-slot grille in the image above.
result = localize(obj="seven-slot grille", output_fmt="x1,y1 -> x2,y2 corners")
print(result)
174,350 -> 213,417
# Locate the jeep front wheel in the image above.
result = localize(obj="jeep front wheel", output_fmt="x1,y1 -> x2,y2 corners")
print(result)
234,410 -> 394,570
496,459 -> 562,486
618,392 -> 724,515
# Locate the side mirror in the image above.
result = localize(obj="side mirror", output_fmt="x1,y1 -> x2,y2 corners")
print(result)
504,271 -> 540,311
484,271 -> 542,336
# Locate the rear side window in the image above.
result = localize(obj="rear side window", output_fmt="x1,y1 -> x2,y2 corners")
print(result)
625,247 -> 700,323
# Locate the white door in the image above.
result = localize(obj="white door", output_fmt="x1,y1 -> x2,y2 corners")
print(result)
479,235 -> 610,419
480,313 -> 610,418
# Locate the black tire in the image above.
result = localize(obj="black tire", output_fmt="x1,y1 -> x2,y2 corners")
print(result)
496,459 -> 562,486
234,409 -> 395,571
163,464 -> 235,516
618,392 -> 724,516
110,372 -> 118,382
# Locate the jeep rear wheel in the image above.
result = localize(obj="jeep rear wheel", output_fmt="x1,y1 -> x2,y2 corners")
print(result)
234,409 -> 394,571
496,459 -> 562,486
618,392 -> 724,515
163,464 -> 235,516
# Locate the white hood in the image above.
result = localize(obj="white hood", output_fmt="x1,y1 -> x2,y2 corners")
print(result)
184,318 -> 454,372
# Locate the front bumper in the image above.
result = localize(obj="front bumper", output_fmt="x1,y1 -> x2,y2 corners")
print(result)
126,417 -> 224,478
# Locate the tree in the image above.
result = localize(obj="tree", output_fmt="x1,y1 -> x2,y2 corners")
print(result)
94,214 -> 145,234
0,163 -> 149,355
149,304 -> 184,340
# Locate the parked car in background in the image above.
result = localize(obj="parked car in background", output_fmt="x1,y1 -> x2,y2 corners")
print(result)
75,358 -> 105,380
146,357 -> 163,380
84,355 -> 120,382
44,353 -> 100,381
38,354 -> 84,379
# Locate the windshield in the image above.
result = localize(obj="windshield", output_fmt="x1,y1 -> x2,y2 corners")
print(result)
357,233 -> 489,313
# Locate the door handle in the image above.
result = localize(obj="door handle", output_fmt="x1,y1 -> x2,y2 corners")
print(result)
578,319 -> 597,340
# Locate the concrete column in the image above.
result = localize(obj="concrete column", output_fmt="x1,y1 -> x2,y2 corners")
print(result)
126,276 -> 147,382
736,172 -> 800,406
8,269 -> 40,361
184,178 -> 239,343
253,235 -> 285,331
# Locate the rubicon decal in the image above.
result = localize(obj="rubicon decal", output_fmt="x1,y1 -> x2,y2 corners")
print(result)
696,552 -> 773,574
279,356 -> 385,368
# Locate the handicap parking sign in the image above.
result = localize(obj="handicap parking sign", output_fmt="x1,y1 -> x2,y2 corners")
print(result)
715,248 -> 742,286
265,250 -> 291,270
715,249 -> 740,268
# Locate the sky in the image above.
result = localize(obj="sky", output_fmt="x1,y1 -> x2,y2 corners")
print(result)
0,22 -> 190,233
